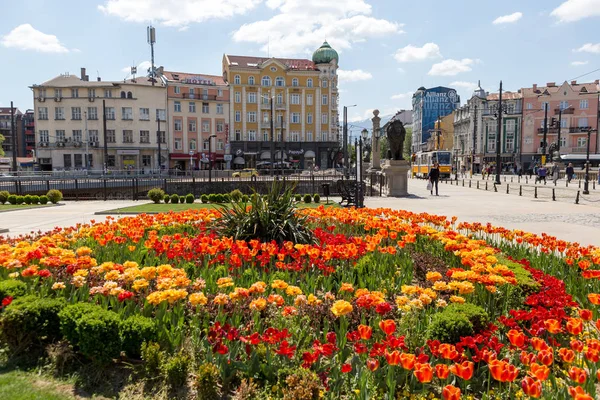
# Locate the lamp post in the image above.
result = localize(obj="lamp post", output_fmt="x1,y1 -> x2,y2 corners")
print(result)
495,81 -> 503,185
208,134 -> 217,183
156,115 -> 162,174
189,150 -> 194,174
343,105 -> 357,178
583,128 -> 597,195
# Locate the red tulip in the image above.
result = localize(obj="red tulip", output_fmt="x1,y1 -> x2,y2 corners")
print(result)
1,296 -> 13,307
570,339 -> 584,352
341,363 -> 352,374
384,350 -> 401,366
537,349 -> 553,366
579,309 -> 593,321
521,376 -> 542,398
435,363 -> 450,379
568,366 -> 587,384
357,324 -> 372,340
507,329 -> 526,347
566,318 -> 584,336
366,358 -> 379,372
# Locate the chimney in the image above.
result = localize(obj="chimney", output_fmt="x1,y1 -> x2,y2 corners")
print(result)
547,82 -> 555,87
85,75 -> 89,81
571,80 -> 577,85
97,77 -> 101,82
80,67 -> 86,81
532,84 -> 537,90
595,79 -> 599,84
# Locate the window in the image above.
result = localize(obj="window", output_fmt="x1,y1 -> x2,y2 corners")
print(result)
64,154 -> 72,169
291,113 -> 300,123
139,108 -> 150,120
291,94 -> 300,105
527,103 -> 533,110
203,140 -> 209,150
559,101 -> 569,110
123,130 -> 134,143
202,120 -> 210,132
71,88 -> 79,98
202,103 -> 209,113
107,155 -> 116,167
88,89 -> 96,98
578,117 -> 589,128
88,107 -> 97,120
55,88 -> 63,98
561,119 -> 567,128
174,139 -> 182,150
322,95 -> 328,105
104,89 -> 112,98
202,89 -> 208,99
39,130 -> 49,142
74,154 -> 83,168
159,131 -> 166,143
189,102 -> 196,112
73,130 -> 82,142
290,131 -> 300,141
247,112 -> 257,122
248,130 -> 256,141
277,93 -> 283,104
248,76 -> 255,85
189,88 -> 195,98
277,132 -> 282,142
217,139 -> 224,150
234,75 -> 241,84
262,76 -> 271,86
322,80 -> 328,88
38,107 -> 48,120
321,113 -> 328,124
54,107 -> 64,120
217,121 -> 224,132
560,136 -> 567,147
263,130 -> 269,141
156,109 -> 166,121
174,101 -> 181,112
292,78 -> 298,87
580,99 -> 589,109
541,102 -> 549,111
307,113 -> 313,124
140,130 -> 150,143
142,155 -> 152,166
216,103 -> 223,114
56,130 -> 65,142
235,130 -> 241,141
218,89 -> 223,97
235,92 -> 241,103
263,112 -> 269,123
189,139 -> 196,151
122,107 -> 133,120
307,94 -> 313,105
505,119 -> 515,132
505,103 -> 515,114
577,137 -> 587,147
189,120 -> 197,132
276,77 -> 285,87
174,86 -> 181,94
106,130 -> 116,143
307,131 -> 313,141
247,92 -> 257,103
307,78 -> 313,87
121,91 -> 126,98
89,130 -> 99,142
321,132 -> 327,141
105,107 -> 115,120
235,111 -> 241,122
174,119 -> 182,131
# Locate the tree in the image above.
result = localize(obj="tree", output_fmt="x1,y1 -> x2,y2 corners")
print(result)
403,127 -> 412,160
0,133 -> 5,156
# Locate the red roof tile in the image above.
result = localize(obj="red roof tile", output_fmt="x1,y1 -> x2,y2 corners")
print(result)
162,70 -> 227,86
226,55 -> 316,70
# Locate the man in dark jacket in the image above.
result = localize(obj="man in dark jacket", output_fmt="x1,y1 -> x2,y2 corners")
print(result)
429,162 -> 440,196
566,163 -> 574,183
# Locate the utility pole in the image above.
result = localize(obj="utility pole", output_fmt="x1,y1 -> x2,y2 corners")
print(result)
270,96 -> 274,176
556,107 -> 563,159
542,102 -> 548,165
583,128 -> 596,195
343,106 -> 348,178
495,81 -> 503,185
10,102 -> 17,173
147,26 -> 156,86
157,115 -> 162,174
84,111 -> 89,169
102,99 -> 108,173
471,105 -> 477,178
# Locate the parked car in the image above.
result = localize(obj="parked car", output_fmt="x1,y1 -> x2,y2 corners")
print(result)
232,168 -> 259,178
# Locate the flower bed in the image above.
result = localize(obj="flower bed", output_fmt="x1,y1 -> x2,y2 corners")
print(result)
1,207 -> 600,399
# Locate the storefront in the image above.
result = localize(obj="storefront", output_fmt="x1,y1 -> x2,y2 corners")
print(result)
117,150 -> 139,171
170,153 -> 199,171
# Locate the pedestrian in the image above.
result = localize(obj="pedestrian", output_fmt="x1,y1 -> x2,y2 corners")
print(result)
460,164 -> 466,178
537,165 -> 547,184
566,163 -> 574,183
428,162 -> 440,196
551,162 -> 559,185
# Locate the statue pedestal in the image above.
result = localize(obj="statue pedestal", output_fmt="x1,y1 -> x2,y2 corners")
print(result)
382,160 -> 410,197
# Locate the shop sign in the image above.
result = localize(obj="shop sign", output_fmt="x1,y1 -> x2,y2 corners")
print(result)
288,149 -> 304,155
183,76 -> 215,85
117,150 -> 140,155
224,155 -> 233,161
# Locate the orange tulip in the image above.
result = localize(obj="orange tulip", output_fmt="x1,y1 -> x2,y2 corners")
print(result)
597,370 -> 600,381
568,386 -> 594,400
587,293 -> 600,305
520,351 -> 536,366
399,353 -> 416,370
366,358 -> 379,372
571,339 -> 584,352
566,318 -> 584,336
413,362 -> 433,383
384,350 -> 401,366
528,363 -> 550,381
579,309 -> 593,321
531,337 -> 549,351
489,359 -> 519,383
379,319 -> 396,336
568,366 -> 587,384
449,360 -> 474,380
537,349 -> 554,366
521,376 -> 543,398
442,385 -> 461,400
559,348 -> 576,363
439,344 -> 459,360
544,319 -> 562,334
584,348 -> 599,362
507,329 -> 526,347
357,324 -> 372,340
435,363 -> 450,379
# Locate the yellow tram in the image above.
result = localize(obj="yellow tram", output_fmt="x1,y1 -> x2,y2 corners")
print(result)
411,151 -> 453,179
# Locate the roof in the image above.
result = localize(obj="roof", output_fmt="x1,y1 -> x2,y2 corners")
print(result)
521,81 -> 600,97
486,91 -> 522,100
161,70 -> 227,86
312,41 -> 339,64
225,55 -> 317,71
0,108 -> 23,116
34,74 -> 165,88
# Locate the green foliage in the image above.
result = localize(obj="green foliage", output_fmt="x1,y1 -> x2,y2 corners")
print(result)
201,194 -> 209,203
39,195 -> 48,204
15,196 -> 24,205
0,295 -> 66,354
141,341 -> 164,376
7,195 -> 17,205
164,194 -> 171,204
196,362 -> 221,400
427,308 -> 474,343
147,188 -> 166,204
163,352 -> 190,388
223,194 -> 231,203
230,189 -> 243,202
282,368 -> 322,400
0,279 -> 27,299
444,303 -> 489,332
303,194 -> 312,204
46,189 -> 63,204
218,181 -> 315,244
313,194 -> 320,203
0,190 -> 9,204
294,194 -> 301,202
170,194 -> 180,204
23,195 -> 32,204
208,194 -> 216,203
119,315 -> 158,358
185,193 -> 195,204
31,195 -> 40,204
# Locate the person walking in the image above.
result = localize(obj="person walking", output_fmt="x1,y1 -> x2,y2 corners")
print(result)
551,162 -> 559,185
566,163 -> 574,183
537,165 -> 547,184
428,162 -> 440,196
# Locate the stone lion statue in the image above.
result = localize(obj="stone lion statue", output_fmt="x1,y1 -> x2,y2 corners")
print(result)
386,119 -> 406,160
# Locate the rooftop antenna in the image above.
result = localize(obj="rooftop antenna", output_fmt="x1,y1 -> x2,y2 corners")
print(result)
147,25 -> 156,86
131,64 -> 137,82
268,36 -> 270,58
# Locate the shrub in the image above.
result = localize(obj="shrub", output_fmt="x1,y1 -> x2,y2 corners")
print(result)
0,279 -> 27,299
444,303 -> 489,333
148,188 -> 165,204
223,194 -> 231,203
241,195 -> 249,202
294,194 -> 302,202
216,194 -> 225,203
39,195 -> 48,205
208,194 -> 216,203
23,195 -> 32,205
0,190 -> 9,204
164,194 -> 171,204
120,315 -> 158,358
7,195 -> 17,205
185,193 -> 195,204
141,341 -> 164,376
201,194 -> 209,204
59,303 -> 121,363
427,310 -> 473,344
16,196 -> 24,205
282,369 -> 322,400
303,194 -> 312,204
196,363 -> 221,400
31,195 -> 40,204
230,189 -> 243,202
1,295 -> 66,354
163,352 -> 191,388
47,189 -> 63,204
313,194 -> 320,203
170,194 -> 180,204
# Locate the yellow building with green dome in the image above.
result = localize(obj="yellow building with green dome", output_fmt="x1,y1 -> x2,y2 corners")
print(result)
223,42 -> 340,170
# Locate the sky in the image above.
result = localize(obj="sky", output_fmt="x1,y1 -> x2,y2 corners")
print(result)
1,0 -> 599,126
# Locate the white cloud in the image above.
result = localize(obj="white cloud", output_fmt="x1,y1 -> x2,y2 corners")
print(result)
121,61 -> 152,75
449,81 -> 477,92
551,0 -> 600,22
232,0 -> 402,57
571,60 -> 589,66
574,43 -> 600,53
428,59 -> 477,76
390,91 -> 412,100
394,43 -> 441,63
1,24 -> 69,53
349,107 -> 398,123
338,69 -> 373,82
99,0 -> 262,27
492,12 -> 523,24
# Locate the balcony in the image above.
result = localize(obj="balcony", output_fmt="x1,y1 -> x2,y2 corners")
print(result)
571,146 -> 588,153
569,126 -> 592,133
260,103 -> 271,110
275,121 -> 286,129
554,107 -> 574,114
275,103 -> 286,110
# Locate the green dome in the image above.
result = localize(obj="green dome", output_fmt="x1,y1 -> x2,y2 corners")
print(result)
312,41 -> 338,64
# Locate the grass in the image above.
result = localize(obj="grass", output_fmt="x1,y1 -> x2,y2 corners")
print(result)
98,200 -> 340,214
0,370 -> 77,400
0,204 -> 53,213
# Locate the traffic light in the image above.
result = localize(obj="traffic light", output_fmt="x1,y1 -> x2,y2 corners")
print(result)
550,118 -> 557,127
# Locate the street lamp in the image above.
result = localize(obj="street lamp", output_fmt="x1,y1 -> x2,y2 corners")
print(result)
583,128 -> 597,195
189,150 -> 195,174
343,105 -> 357,178
495,81 -> 504,185
208,134 -> 217,183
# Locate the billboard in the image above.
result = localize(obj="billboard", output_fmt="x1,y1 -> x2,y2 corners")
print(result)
417,87 -> 460,144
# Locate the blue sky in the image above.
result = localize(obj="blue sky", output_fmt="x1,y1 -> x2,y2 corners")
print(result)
1,0 -> 599,123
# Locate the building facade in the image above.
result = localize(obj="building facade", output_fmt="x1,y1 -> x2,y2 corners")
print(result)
428,113 -> 454,152
453,84 -> 487,173
412,86 -> 460,152
481,91 -> 522,169
223,41 -> 340,170
0,107 -> 23,158
160,70 -> 229,170
22,109 -> 35,158
31,68 -> 167,172
520,80 -> 599,169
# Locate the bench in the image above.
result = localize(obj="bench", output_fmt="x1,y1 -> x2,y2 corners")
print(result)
336,179 -> 366,207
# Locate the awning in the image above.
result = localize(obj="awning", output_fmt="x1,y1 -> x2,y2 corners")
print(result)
274,150 -> 287,160
260,151 -> 271,160
233,156 -> 245,165
304,150 -> 316,158
171,153 -> 199,160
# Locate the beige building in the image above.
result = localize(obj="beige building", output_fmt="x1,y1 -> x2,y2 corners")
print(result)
31,68 -> 167,172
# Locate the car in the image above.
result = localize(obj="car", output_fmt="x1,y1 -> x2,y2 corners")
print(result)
232,168 -> 259,178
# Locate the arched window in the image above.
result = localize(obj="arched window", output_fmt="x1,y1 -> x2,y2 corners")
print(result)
127,91 -> 133,99
248,76 -> 255,85
120,91 -> 126,98
307,78 -> 313,88
275,77 -> 285,87
261,76 -> 271,86
234,75 -> 241,85
292,78 -> 298,87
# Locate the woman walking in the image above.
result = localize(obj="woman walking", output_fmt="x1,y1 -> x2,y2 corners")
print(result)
429,162 -> 440,196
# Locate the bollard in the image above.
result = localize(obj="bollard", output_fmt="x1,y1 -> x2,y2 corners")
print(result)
576,191 -> 580,204
579,180 -> 581,188
511,177 -> 513,183
469,180 -> 472,188
477,181 -> 479,189
519,185 -> 522,196
594,181 -> 596,190
566,180 -> 568,187
485,181 -> 488,190
504,176 -> 506,182
494,184 -> 498,192
526,177 -> 528,184
506,184 -> 509,194
462,179 -> 465,187
552,188 -> 556,201
535,186 -> 538,198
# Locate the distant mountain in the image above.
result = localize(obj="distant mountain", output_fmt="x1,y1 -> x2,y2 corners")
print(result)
348,114 -> 393,131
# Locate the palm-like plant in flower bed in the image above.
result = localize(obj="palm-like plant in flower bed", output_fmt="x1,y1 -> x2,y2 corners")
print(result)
218,180 -> 315,244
